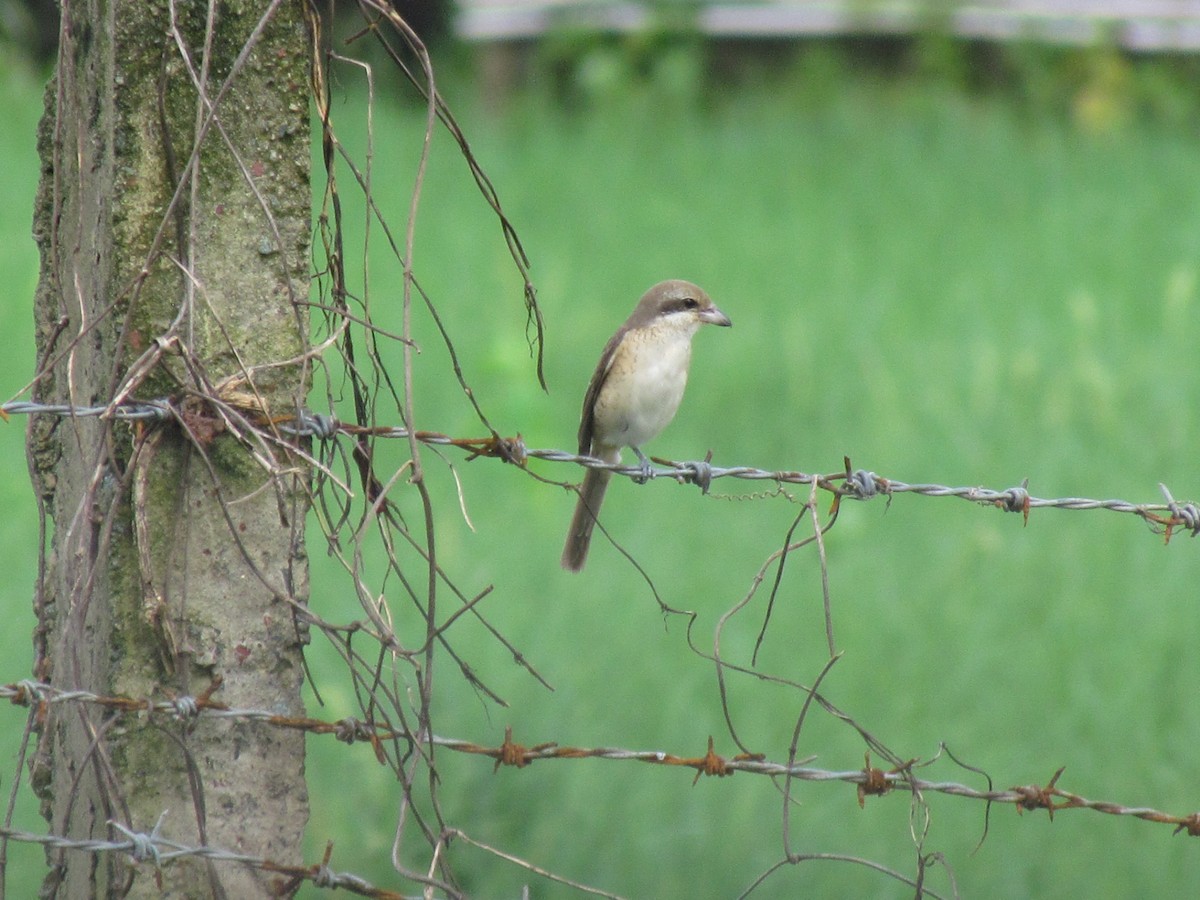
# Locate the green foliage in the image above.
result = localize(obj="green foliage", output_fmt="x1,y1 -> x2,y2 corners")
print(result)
527,31 -> 1200,133
534,7 -> 707,107
0,52 -> 50,898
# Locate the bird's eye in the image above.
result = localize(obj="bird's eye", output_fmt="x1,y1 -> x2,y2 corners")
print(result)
682,297 -> 699,309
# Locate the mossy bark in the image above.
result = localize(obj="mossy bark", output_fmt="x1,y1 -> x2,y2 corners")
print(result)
29,2 -> 312,896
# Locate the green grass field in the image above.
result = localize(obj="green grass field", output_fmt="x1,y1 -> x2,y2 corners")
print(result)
3,40 -> 1199,897
0,55 -> 48,896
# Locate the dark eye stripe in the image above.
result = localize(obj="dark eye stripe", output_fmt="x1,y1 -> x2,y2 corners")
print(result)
665,297 -> 700,313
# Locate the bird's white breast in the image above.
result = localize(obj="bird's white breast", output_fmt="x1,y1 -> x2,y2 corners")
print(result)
592,314 -> 700,452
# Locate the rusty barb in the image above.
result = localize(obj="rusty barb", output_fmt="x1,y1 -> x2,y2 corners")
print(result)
3,399 -> 1198,542
1007,765 -> 1200,836
5,679 -> 1200,839
464,727 -> 763,783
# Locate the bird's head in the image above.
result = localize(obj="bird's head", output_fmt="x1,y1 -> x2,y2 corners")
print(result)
633,279 -> 732,330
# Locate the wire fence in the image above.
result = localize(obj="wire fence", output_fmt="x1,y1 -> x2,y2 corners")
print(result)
5,398 -> 1197,540
2,393 -> 1198,895
2,676 -> 1198,899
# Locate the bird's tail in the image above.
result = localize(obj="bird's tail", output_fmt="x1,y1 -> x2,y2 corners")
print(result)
561,466 -> 613,572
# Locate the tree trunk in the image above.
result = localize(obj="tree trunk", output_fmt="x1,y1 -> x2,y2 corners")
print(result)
28,1 -> 312,896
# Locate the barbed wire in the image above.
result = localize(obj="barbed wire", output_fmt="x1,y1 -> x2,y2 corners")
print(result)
0,819 -> 405,899
5,679 -> 1198,840
5,398 -> 1198,539
1,399 -> 173,422
8,393 -> 1195,892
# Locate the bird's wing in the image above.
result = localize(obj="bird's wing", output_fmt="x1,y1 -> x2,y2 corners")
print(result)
577,327 -> 627,455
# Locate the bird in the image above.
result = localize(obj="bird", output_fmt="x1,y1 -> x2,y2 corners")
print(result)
561,279 -> 731,571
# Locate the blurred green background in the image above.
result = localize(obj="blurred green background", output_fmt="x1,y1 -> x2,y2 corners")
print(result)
3,7 -> 1200,898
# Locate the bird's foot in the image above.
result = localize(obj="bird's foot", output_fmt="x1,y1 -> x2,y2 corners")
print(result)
632,448 -> 654,485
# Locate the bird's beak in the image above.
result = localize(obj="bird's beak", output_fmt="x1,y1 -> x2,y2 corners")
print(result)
700,305 -> 732,327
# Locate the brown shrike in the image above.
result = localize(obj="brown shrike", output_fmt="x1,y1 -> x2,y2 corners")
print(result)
561,280 -> 731,571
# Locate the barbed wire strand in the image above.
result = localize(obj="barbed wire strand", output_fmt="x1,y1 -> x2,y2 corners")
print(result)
5,399 -> 1197,539
0,821 -> 403,900
4,681 -> 1198,838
